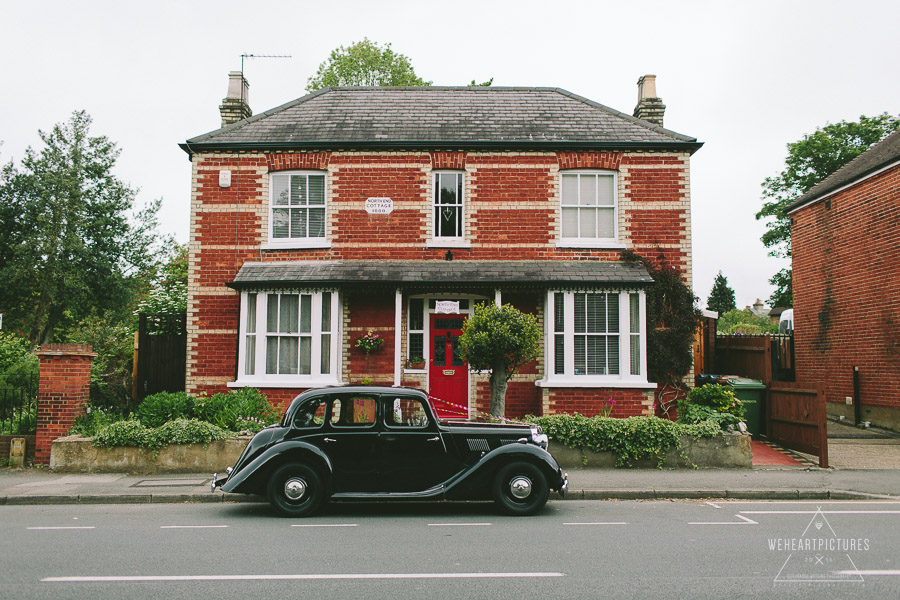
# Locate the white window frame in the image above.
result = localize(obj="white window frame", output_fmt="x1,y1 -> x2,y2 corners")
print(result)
427,171 -> 470,248
556,170 -> 623,249
537,289 -> 654,388
263,170 -> 330,250
232,289 -> 342,388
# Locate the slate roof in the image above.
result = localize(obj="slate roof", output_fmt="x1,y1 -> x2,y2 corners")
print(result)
183,87 -> 701,154
227,260 -> 654,290
787,130 -> 900,213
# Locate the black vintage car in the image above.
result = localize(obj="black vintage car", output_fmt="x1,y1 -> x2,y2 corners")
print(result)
212,386 -> 567,517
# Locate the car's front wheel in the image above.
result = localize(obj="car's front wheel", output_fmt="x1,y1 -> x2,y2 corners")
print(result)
267,463 -> 325,517
492,461 -> 549,516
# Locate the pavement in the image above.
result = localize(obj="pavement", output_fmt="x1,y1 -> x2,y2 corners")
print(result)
2,419 -> 899,506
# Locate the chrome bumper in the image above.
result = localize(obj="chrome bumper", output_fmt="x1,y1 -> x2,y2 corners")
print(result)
210,467 -> 231,492
558,471 -> 569,497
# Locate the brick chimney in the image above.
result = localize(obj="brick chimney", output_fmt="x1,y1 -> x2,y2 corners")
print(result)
633,74 -> 665,127
219,71 -> 252,127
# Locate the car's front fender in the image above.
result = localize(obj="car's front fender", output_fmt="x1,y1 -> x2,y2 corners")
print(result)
221,441 -> 334,496
443,443 -> 564,499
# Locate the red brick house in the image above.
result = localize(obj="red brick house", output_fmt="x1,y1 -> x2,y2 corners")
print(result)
788,130 -> 900,431
179,74 -> 702,419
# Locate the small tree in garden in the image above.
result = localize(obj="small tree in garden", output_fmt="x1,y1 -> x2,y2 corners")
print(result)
459,303 -> 541,418
706,271 -> 736,315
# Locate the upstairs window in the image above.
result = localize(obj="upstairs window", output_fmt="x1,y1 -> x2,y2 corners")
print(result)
269,172 -> 327,246
559,172 -> 618,246
433,172 -> 464,240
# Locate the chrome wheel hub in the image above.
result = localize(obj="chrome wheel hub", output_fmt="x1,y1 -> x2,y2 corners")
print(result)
284,477 -> 307,501
509,476 -> 533,499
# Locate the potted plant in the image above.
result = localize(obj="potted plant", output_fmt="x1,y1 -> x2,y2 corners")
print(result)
407,356 -> 425,370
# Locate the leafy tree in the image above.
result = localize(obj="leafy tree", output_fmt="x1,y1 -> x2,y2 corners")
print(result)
756,113 -> 900,306
716,308 -> 778,335
706,271 -> 736,315
306,38 -> 431,91
458,303 -> 541,418
767,269 -> 792,309
0,111 -> 161,347
133,241 -> 188,318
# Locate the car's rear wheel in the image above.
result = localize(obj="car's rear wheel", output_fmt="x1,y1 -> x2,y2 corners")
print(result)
492,461 -> 549,516
267,463 -> 325,517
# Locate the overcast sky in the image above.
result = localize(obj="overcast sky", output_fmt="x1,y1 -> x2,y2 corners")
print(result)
2,0 -> 897,309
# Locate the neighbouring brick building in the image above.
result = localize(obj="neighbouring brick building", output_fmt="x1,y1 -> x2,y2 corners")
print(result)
180,74 -> 702,419
788,130 -> 900,431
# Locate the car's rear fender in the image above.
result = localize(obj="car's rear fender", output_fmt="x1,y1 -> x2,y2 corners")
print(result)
443,443 -> 563,499
222,441 -> 334,496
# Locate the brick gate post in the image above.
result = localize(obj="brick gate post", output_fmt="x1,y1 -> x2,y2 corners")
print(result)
35,344 -> 97,465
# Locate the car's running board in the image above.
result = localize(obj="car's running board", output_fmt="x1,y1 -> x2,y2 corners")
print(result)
331,485 -> 445,500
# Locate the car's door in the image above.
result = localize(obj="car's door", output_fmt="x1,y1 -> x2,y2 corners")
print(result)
377,394 -> 461,492
317,392 -> 381,493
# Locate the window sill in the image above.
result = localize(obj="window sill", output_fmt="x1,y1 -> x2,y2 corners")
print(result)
535,377 -> 656,389
261,240 -> 331,251
426,240 -> 471,249
556,240 -> 626,250
229,377 -> 345,389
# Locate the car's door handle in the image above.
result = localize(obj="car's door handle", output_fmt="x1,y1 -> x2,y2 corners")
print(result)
324,438 -> 336,442
427,436 -> 440,442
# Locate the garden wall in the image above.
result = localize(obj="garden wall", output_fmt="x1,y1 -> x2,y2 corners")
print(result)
50,431 -> 751,473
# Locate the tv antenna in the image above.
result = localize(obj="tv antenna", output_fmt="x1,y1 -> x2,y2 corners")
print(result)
239,53 -> 292,107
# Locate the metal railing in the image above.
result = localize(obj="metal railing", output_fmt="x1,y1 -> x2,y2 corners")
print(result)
0,373 -> 39,435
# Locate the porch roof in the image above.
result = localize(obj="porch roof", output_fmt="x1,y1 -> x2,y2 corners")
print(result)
226,260 -> 653,290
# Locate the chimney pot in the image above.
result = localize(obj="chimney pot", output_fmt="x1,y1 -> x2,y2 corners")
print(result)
633,74 -> 666,127
219,71 -> 252,127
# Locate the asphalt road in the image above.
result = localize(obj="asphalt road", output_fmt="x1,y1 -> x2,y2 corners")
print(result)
2,500 -> 899,599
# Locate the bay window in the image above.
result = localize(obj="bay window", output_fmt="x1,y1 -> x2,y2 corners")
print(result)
541,289 -> 650,387
236,290 -> 340,386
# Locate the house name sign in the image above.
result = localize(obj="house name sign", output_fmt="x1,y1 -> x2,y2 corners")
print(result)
365,197 -> 394,215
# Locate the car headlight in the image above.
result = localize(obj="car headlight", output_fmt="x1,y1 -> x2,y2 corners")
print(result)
531,426 -> 549,450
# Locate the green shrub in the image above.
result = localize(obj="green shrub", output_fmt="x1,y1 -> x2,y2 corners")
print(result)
136,392 -> 196,427
69,407 -> 124,437
676,384 -> 745,431
146,419 -> 228,451
684,384 -> 744,417
193,388 -> 279,431
527,413 -> 721,467
93,420 -> 151,449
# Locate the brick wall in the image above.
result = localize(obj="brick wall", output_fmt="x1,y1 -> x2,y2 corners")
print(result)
34,344 -> 95,464
792,165 -> 900,419
186,149 -> 693,400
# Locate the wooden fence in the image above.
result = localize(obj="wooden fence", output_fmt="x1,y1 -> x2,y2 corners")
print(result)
715,334 -> 795,383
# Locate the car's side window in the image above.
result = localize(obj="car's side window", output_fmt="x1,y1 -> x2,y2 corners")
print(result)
293,399 -> 326,429
387,397 -> 430,428
331,395 -> 377,427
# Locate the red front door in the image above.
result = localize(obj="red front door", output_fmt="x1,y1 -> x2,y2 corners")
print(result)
429,314 -> 468,419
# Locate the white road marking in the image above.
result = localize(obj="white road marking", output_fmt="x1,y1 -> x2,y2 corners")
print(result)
689,514 -> 758,525
28,527 -> 96,530
563,522 -> 628,526
838,570 -> 900,576
43,572 -> 565,582
718,501 -> 900,505
427,523 -> 491,527
160,525 -> 229,529
291,524 -> 358,528
740,510 -> 900,515
705,502 -> 722,509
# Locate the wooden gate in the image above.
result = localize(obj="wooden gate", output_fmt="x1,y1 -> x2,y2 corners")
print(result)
135,313 -> 187,402
767,381 -> 828,468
